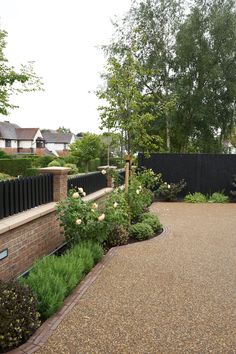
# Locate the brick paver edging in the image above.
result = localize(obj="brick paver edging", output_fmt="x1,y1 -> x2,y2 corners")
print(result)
9,226 -> 170,354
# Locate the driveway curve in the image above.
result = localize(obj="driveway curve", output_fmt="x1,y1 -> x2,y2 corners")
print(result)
36,203 -> 236,354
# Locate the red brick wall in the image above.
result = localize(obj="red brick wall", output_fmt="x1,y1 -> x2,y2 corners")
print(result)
0,211 -> 64,281
1,147 -> 18,155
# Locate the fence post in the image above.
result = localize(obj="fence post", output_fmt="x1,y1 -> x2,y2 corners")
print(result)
39,167 -> 70,202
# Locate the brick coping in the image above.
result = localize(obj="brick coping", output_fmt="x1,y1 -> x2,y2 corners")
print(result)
8,226 -> 170,354
0,188 -> 113,235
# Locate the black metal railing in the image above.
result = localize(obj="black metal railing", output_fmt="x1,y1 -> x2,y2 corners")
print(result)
68,172 -> 107,195
0,174 -> 53,220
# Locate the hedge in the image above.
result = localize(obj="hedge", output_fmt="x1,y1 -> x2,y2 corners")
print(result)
0,159 -> 32,177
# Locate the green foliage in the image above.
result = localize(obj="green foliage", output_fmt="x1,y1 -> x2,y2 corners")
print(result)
127,176 -> 153,221
48,159 -> 61,167
105,189 -> 130,229
0,280 -> 40,352
107,225 -> 129,247
68,245 -> 94,274
184,192 -> 207,203
63,154 -> 79,165
79,240 -> 104,264
64,163 -> 79,175
56,189 -> 108,244
0,158 -> 32,176
208,192 -> 229,203
70,133 -> 105,172
26,167 -> 39,176
0,172 -> 14,180
0,29 -> 43,115
139,213 -> 162,233
129,222 -> 154,241
0,150 -> 10,158
136,169 -> 162,190
33,155 -> 54,168
157,180 -> 186,201
88,157 -> 101,172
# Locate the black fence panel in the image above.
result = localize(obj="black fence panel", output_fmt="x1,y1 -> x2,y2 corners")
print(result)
0,174 -> 53,220
68,172 -> 107,195
138,153 -> 236,195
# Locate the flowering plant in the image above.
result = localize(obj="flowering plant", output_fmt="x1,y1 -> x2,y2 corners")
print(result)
156,179 -> 186,201
136,168 -> 162,190
56,188 -> 108,244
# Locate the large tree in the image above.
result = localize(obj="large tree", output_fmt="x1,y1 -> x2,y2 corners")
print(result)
0,29 -> 43,116
98,0 -> 236,153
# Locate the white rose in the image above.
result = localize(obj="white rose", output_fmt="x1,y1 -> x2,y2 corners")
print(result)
136,189 -> 140,195
101,169 -> 106,175
98,213 -> 105,221
72,192 -> 80,198
78,187 -> 84,193
167,184 -> 171,189
75,218 -> 82,225
113,202 -> 118,208
91,202 -> 98,209
164,182 -> 167,185
82,192 -> 86,197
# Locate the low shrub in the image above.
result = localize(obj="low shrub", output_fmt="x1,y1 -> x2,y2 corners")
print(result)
80,240 -> 104,264
48,159 -> 61,167
208,192 -> 229,203
64,163 -> 79,175
139,213 -> 162,232
0,158 -> 32,177
107,225 -> 129,247
0,172 -> 14,180
69,245 -> 94,274
156,179 -> 186,201
0,280 -> 40,352
129,222 -> 154,241
184,192 -> 207,203
20,256 -> 68,320
33,155 -> 54,168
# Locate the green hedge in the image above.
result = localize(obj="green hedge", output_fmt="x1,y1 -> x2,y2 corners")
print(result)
0,159 -> 32,177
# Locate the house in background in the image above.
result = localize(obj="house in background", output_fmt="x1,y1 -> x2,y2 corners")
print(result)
41,130 -> 76,156
0,121 -> 45,155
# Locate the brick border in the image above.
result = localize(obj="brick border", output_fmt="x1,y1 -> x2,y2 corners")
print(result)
8,226 -> 171,354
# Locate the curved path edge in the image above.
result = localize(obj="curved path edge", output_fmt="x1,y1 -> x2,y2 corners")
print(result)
9,226 -> 171,354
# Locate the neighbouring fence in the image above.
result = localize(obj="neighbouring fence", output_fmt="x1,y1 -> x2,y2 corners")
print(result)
0,174 -> 53,219
68,171 -> 107,194
138,153 -> 236,195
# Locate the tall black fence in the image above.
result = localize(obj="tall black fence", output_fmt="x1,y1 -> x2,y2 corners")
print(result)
68,172 -> 107,195
138,153 -> 236,195
0,174 -> 53,220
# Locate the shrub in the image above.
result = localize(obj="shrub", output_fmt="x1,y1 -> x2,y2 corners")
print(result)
105,190 -> 130,229
56,189 -> 108,244
88,158 -> 101,172
136,168 -> 162,190
64,154 -> 79,165
184,192 -> 207,203
127,176 -> 153,221
68,245 -> 94,274
0,150 -> 10,158
26,167 -> 39,176
20,256 -> 68,320
0,172 -> 14,180
33,155 -> 54,168
139,213 -> 162,232
107,225 -> 129,247
64,163 -> 79,175
208,192 -> 229,203
0,158 -> 32,176
0,280 -> 40,352
79,240 -> 104,264
129,222 -> 154,241
156,179 -> 186,201
48,159 -> 61,167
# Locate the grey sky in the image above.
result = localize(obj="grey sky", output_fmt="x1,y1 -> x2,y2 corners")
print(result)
0,0 -> 131,134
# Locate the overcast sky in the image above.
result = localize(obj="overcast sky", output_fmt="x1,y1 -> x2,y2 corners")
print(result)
0,0 -> 131,134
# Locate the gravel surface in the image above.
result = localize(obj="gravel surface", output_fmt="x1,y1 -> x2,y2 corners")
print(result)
36,203 -> 236,354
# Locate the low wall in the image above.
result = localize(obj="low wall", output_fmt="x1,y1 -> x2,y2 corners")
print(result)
0,188 -> 113,281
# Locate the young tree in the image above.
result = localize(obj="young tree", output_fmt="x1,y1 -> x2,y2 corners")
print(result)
70,133 -> 104,172
0,29 -> 43,115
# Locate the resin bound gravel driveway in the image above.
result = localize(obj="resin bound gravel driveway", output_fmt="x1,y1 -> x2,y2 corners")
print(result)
36,203 -> 236,354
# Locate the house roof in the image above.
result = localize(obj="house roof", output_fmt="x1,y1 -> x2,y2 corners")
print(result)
15,128 -> 39,140
0,121 -> 19,139
0,121 -> 39,140
42,130 -> 73,144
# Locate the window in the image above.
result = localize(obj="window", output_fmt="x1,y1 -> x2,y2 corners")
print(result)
5,139 -> 11,147
64,143 -> 67,150
36,138 -> 45,148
